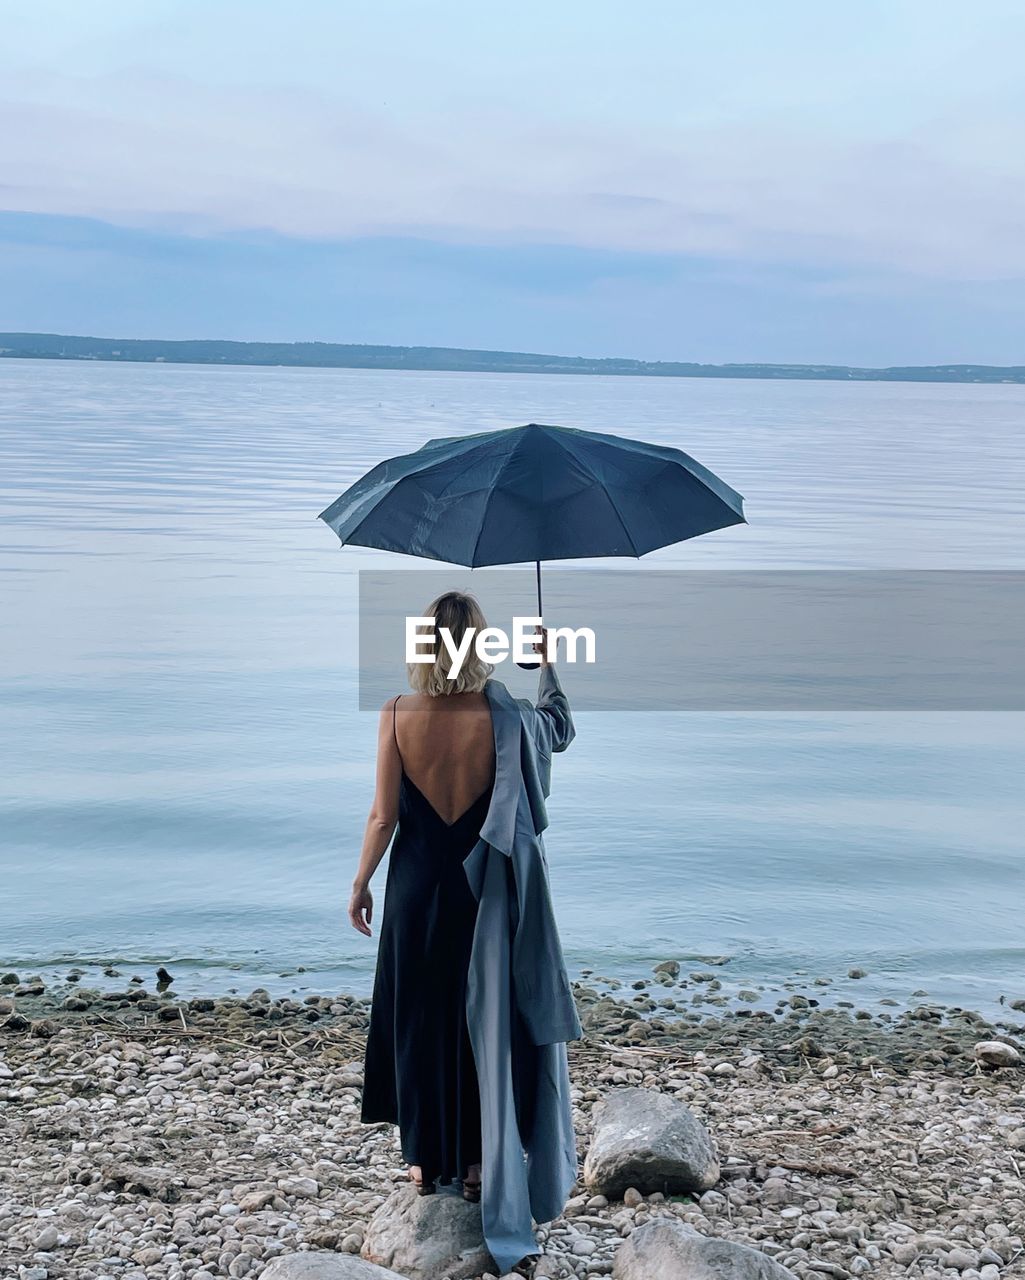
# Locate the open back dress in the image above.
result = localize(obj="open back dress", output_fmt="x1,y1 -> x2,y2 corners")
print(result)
360,696 -> 494,1187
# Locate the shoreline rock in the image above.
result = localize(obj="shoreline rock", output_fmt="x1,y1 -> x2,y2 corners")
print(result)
583,1087 -> 720,1197
613,1218 -> 798,1279
263,1256 -> 406,1280
361,1184 -> 493,1279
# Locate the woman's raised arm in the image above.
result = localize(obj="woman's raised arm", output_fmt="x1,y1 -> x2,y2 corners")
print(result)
531,628 -> 575,755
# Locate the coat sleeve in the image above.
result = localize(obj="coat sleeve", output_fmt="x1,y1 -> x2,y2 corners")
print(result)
531,666 -> 575,756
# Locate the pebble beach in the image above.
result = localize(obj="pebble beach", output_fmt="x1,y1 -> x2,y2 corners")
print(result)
2,965 -> 1024,1280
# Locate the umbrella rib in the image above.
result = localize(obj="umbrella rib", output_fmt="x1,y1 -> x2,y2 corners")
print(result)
549,431 -> 642,558
550,424 -> 745,514
467,435 -> 524,567
468,497 -> 489,568
330,436 -> 515,553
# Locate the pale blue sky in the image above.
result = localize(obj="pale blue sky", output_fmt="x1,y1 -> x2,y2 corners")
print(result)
2,2 -> 1024,362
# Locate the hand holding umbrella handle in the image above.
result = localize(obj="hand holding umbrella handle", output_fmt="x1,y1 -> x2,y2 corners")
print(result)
516,561 -> 545,670
517,625 -> 549,671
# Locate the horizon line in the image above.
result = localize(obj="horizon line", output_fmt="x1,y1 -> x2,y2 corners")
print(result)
1,330 -> 1023,386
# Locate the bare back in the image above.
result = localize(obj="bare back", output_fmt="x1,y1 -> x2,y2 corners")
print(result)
393,691 -> 495,825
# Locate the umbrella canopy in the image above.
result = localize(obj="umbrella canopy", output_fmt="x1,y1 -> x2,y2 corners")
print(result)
318,423 -> 745,575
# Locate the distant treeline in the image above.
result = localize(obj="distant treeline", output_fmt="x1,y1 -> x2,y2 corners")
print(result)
1,332 -> 1023,384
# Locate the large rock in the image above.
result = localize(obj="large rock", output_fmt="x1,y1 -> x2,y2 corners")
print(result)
361,1183 -> 494,1280
262,1256 -> 406,1280
974,1040 -> 1021,1067
613,1219 -> 796,1280
584,1087 -> 719,1197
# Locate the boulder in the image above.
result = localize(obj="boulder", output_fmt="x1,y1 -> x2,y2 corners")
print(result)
262,1256 -> 406,1280
361,1183 -> 494,1280
584,1087 -> 719,1197
974,1040 -> 1021,1068
613,1218 -> 796,1280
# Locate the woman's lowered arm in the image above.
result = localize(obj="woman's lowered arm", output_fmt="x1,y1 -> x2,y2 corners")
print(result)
348,698 -> 402,937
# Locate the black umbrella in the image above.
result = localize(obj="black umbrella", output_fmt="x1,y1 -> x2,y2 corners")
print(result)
319,423 -> 745,615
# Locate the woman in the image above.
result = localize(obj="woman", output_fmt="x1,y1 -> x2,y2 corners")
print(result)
348,591 -> 581,1274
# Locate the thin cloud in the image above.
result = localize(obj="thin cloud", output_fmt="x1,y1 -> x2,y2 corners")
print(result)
1,64 -> 1024,281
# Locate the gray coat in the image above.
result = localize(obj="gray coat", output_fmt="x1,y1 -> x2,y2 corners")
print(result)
462,667 -> 581,1273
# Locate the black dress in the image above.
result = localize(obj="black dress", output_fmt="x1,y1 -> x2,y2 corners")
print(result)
360,715 -> 492,1187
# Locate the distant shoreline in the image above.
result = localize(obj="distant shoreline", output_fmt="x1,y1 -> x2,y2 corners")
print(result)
2,331 -> 1024,385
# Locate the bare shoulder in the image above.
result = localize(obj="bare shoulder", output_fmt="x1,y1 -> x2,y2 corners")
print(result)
377,693 -> 404,729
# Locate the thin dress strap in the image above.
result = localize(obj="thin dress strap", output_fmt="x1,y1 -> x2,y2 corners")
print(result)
391,694 -> 404,770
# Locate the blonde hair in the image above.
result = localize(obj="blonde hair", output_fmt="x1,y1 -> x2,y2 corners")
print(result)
407,591 -> 493,696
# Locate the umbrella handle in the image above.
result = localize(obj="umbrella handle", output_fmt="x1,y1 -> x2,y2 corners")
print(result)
516,560 -> 544,669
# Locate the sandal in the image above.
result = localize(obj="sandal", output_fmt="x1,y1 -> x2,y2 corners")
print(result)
462,1177 -> 482,1203
409,1167 -> 436,1196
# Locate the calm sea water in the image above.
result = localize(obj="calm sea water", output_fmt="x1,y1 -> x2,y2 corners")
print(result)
2,358 -> 1024,1016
